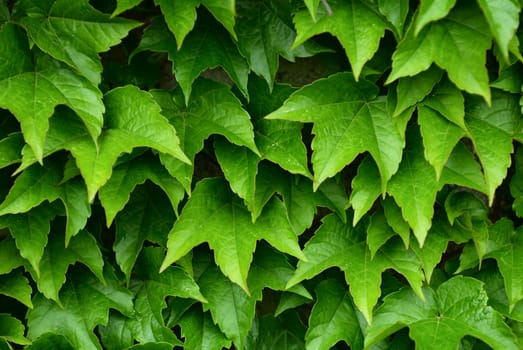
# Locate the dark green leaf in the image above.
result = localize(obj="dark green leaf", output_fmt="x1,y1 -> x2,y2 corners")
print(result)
0,314 -> 30,346
26,333 -> 75,350
0,269 -> 33,308
179,306 -> 231,350
0,238 -> 25,275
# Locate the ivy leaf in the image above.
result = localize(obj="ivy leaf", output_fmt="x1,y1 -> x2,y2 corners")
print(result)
151,79 -> 259,193
112,0 -> 143,16
197,265 -> 256,349
114,184 -> 176,282
414,0 -> 457,35
306,279 -> 364,350
134,17 -> 248,103
179,306 -> 232,350
98,155 -> 184,226
382,197 -> 410,248
367,209 -> 396,259
0,238 -> 26,275
287,214 -> 424,323
27,266 -> 134,350
387,126 -> 440,246
0,269 -> 33,308
162,178 -> 305,292
17,0 -> 140,84
31,229 -> 105,304
387,2 -> 492,103
0,314 -> 30,347
267,72 -> 404,191
0,24 -> 104,161
378,0 -> 410,37
98,312 -> 135,350
466,90 -> 520,204
26,333 -> 75,350
293,0 -> 388,79
199,0 -> 236,40
130,247 -> 206,345
0,203 -> 57,276
510,146 -> 523,217
365,276 -> 520,350
348,156 -> 381,225
477,0 -> 520,62
154,0 -> 199,48
59,178 -> 91,245
0,133 -> 24,170
423,78 -> 466,129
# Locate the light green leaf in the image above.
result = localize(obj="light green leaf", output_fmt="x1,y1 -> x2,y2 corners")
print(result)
423,78 -> 466,130
27,266 -> 134,350
99,155 -> 184,226
393,65 -> 443,117
267,73 -> 404,191
306,279 -> 364,350
303,0 -> 320,21
378,0 -> 410,37
197,265 -> 256,349
387,126 -> 440,246
179,306 -> 232,350
365,276 -> 520,350
387,2 -> 492,103
418,105 -> 465,179
114,184 -> 176,282
134,18 -> 248,103
112,0 -> 143,16
0,238 -> 25,275
414,0 -> 457,35
292,0 -> 388,79
0,314 -> 30,346
152,79 -> 259,193
477,0 -> 520,62
162,178 -> 304,293
0,269 -> 33,308
382,196 -> 410,248
0,24 -> 104,161
466,90 -> 520,203
348,156 -> 381,225
130,247 -> 205,345
287,214 -> 423,323
367,209 -> 396,259
31,229 -> 104,303
59,178 -> 91,245
154,0 -> 199,49
17,0 -> 140,84
0,203 -> 57,276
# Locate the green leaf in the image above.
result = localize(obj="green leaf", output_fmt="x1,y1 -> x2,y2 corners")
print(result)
200,0 -> 236,40
306,279 -> 364,350
26,333 -> 75,350
292,0 -> 388,79
348,156 -> 381,225
0,238 -> 25,275
0,133 -> 24,170
382,196 -> 410,248
246,311 -> 306,349
0,24 -> 104,161
31,229 -> 105,303
466,90 -> 520,204
0,269 -> 33,308
197,265 -> 256,349
0,203 -> 57,276
130,247 -> 205,345
365,276 -> 520,350
162,178 -> 304,292
112,0 -> 143,16
387,126 -> 440,246
59,178 -> 91,245
98,312 -> 134,350
510,146 -> 523,217
387,2 -> 492,103
134,17 -> 248,103
0,314 -> 30,346
414,0 -> 457,35
154,0 -> 199,48
17,0 -> 140,84
179,306 -> 232,350
367,209 -> 396,258
477,0 -> 520,62
99,155 -> 184,226
423,78 -> 466,129
378,0 -> 410,37
113,184 -> 176,281
27,266 -> 134,350
151,79 -> 259,193
267,72 -> 404,191
303,0 -> 320,21
287,214 -> 423,323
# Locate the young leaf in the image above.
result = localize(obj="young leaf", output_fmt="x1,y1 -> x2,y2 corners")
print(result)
0,269 -> 33,308
267,72 -> 404,191
27,266 -> 134,350
179,306 -> 232,350
114,184 -> 176,282
17,0 -> 140,84
0,314 -> 30,347
287,214 -> 423,323
306,279 -> 364,350
130,247 -> 206,345
133,18 -> 248,102
162,178 -> 305,292
387,2 -> 492,103
365,276 -> 520,350
476,0 -> 520,62
466,90 -> 520,204
292,0 -> 388,79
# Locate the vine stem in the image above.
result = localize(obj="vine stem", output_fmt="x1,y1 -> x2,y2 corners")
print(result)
321,0 -> 333,16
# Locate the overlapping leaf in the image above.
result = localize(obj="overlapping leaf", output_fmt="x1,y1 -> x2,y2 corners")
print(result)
179,306 -> 231,350
267,72 -> 404,191
0,314 -> 30,347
